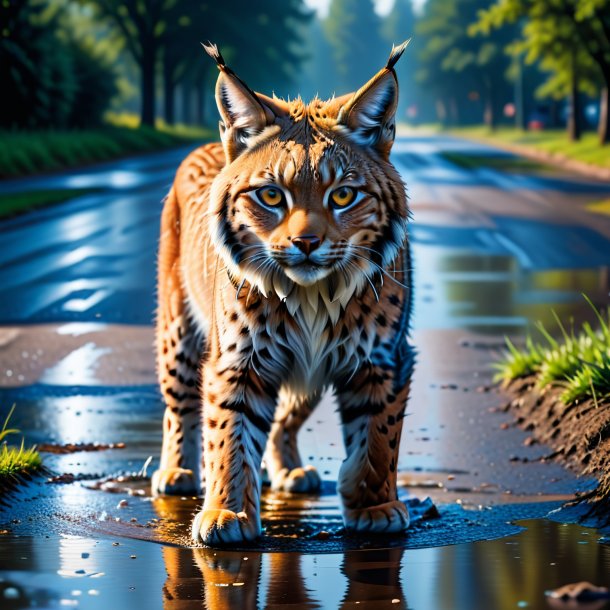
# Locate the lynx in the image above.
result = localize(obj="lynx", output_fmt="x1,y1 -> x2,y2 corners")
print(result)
152,41 -> 414,545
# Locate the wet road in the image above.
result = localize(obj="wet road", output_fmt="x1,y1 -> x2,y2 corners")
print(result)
1,133 -> 610,609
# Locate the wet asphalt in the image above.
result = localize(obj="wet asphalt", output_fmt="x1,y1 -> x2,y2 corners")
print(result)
1,133 -> 610,609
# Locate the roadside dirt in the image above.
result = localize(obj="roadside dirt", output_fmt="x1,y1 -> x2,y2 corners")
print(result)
503,377 -> 610,523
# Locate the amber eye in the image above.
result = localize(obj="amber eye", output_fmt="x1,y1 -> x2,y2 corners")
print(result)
256,186 -> 285,207
330,186 -> 358,209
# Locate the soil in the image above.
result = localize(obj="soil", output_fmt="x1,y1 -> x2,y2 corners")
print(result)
503,377 -> 610,522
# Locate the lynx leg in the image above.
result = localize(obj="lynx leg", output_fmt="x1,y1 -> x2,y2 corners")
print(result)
152,190 -> 203,497
335,344 -> 414,533
192,352 -> 278,545
264,388 -> 322,493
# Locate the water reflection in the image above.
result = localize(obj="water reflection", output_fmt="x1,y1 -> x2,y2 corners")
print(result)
2,514 -> 610,608
412,246 -> 610,334
161,546 -> 406,609
155,521 -> 610,610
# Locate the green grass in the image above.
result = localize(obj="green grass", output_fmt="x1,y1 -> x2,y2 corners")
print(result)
588,199 -> 610,216
449,127 -> 610,170
0,188 -> 99,218
0,442 -> 42,478
440,150 -> 549,172
0,121 -> 214,179
496,298 -> 610,404
0,406 -> 41,478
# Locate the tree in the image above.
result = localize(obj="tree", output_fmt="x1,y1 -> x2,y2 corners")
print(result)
324,0 -> 387,93
0,0 -> 117,129
417,0 -> 515,129
297,17 -> 339,100
80,0 -> 202,126
473,0 -> 610,144
84,0 -> 312,127
382,0 -> 417,121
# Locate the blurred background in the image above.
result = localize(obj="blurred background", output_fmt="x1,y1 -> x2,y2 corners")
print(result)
1,0 -> 609,181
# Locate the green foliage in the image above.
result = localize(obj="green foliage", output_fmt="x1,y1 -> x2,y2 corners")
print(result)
0,443 -> 42,478
0,406 -> 19,444
381,0 -> 418,118
0,189 -> 99,218
416,0 -> 515,127
324,0 -> 386,93
472,0 -> 610,142
0,406 -> 41,478
495,336 -> 545,380
82,0 -> 312,125
0,125 -> 212,179
497,298 -> 610,405
0,0 -> 119,129
452,126 -> 610,168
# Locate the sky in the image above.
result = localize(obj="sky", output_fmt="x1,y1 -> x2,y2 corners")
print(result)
304,0 -> 426,17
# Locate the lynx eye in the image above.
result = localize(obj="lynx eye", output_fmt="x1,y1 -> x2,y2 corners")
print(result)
330,186 -> 359,209
255,186 -> 285,208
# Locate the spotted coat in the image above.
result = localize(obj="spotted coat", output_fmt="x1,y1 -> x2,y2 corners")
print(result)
152,42 -> 415,545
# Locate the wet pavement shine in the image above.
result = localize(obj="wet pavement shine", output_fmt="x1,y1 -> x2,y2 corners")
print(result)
1,133 -> 610,609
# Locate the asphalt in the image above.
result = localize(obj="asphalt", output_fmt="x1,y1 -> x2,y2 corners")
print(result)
1,133 -> 610,609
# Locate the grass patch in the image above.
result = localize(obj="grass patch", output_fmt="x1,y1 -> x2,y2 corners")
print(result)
449,127 -> 610,170
0,442 -> 42,478
440,150 -> 549,172
496,298 -> 610,404
0,406 -> 41,479
0,121 -> 214,179
0,188 -> 99,218
587,199 -> 610,216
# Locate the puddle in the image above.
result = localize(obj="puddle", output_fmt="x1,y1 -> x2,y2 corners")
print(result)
411,246 -> 610,334
1,520 -> 609,610
40,343 -> 112,386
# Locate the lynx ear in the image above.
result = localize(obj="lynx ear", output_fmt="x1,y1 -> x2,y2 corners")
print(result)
337,40 -> 410,158
202,42 -> 278,162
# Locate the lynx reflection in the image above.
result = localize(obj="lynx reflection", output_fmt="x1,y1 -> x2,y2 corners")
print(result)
160,545 -> 407,609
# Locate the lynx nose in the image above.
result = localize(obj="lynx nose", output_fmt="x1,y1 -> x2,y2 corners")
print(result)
292,235 -> 321,256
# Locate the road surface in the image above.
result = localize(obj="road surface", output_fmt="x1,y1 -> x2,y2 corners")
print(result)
1,133 -> 610,609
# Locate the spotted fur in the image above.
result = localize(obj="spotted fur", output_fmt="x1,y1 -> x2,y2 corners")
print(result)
152,41 -> 415,545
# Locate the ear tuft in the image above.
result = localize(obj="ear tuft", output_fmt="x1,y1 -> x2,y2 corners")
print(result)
386,39 -> 411,71
201,41 -> 226,69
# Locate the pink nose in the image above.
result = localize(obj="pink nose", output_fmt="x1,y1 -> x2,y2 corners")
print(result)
291,235 -> 321,256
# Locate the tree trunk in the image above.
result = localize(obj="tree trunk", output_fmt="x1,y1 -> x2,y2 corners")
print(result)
163,57 -> 175,126
449,97 -> 459,126
599,85 -> 609,146
140,40 -> 156,127
181,82 -> 192,125
514,53 -> 526,130
567,58 -> 581,142
549,100 -> 560,128
435,99 -> 447,126
196,77 -> 205,126
483,81 -> 496,132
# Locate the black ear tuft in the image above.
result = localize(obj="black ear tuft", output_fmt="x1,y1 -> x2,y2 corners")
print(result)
386,39 -> 411,71
201,41 -> 226,69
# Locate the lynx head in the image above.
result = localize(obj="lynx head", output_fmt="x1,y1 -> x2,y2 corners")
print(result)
204,42 -> 410,302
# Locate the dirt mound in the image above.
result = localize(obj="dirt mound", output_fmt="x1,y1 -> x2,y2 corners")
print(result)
503,377 -> 610,522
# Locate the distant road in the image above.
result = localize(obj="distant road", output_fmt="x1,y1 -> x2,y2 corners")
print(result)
0,135 -> 609,325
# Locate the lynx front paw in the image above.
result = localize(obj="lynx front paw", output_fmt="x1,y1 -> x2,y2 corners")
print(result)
343,500 -> 410,533
151,468 -> 198,496
271,465 -> 321,493
192,509 -> 260,545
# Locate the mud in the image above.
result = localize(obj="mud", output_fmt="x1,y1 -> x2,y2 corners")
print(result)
38,442 -> 126,454
503,377 -> 610,523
